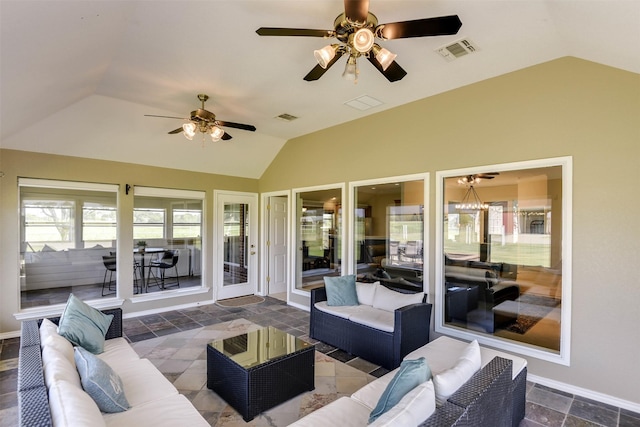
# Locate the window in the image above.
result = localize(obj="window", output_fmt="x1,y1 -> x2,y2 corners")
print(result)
133,186 -> 205,294
293,185 -> 343,293
436,157 -> 572,364
350,175 -> 427,293
19,179 -> 118,309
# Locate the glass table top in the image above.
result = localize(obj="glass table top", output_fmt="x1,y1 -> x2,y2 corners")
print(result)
208,326 -> 313,369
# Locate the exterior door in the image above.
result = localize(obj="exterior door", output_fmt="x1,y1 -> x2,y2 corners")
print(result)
267,196 -> 288,295
215,191 -> 258,300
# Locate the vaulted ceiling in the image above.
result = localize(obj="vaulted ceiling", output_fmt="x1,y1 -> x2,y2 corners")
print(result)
1,1 -> 639,178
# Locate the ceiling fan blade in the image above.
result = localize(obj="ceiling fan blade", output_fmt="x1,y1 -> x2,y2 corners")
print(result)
216,121 -> 256,132
304,50 -> 345,81
256,27 -> 334,37
145,114 -> 187,120
221,132 -> 232,141
168,128 -> 183,135
366,56 -> 407,82
344,0 -> 369,24
377,15 -> 462,39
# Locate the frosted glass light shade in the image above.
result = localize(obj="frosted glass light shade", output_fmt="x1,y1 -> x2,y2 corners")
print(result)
314,45 -> 336,69
353,28 -> 374,53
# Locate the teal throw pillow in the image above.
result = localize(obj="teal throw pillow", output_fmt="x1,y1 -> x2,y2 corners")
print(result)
369,357 -> 431,424
324,275 -> 359,306
57,294 -> 113,354
74,346 -> 129,413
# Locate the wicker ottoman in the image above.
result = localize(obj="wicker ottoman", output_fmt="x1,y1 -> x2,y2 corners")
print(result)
207,326 -> 315,421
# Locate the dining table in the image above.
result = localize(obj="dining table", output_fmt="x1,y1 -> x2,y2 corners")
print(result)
134,247 -> 165,292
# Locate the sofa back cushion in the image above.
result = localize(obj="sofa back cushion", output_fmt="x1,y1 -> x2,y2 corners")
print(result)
48,380 -> 106,427
432,340 -> 481,405
355,281 -> 379,306
372,285 -> 424,312
324,275 -> 359,306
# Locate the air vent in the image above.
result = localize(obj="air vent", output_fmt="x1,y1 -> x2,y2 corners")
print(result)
344,95 -> 383,111
436,38 -> 479,61
275,113 -> 298,121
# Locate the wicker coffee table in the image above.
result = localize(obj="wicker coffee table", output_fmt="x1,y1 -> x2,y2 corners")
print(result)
206,326 -> 315,421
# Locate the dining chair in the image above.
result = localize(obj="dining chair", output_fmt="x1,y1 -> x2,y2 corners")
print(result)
147,250 -> 180,290
101,255 -> 117,296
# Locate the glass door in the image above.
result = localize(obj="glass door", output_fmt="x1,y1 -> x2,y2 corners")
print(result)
215,191 -> 258,300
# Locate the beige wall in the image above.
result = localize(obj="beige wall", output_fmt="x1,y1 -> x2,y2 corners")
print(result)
259,57 -> 640,405
0,149 -> 258,333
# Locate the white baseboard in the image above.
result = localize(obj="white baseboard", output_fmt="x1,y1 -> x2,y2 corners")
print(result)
287,300 -> 309,312
528,373 -> 640,413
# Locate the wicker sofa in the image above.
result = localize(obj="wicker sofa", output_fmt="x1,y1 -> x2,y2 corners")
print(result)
310,283 -> 432,370
17,308 -> 208,427
290,336 -> 528,427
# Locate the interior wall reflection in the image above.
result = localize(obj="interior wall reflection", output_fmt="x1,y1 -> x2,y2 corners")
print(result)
442,166 -> 563,353
354,179 -> 424,293
295,188 -> 342,291
19,180 -> 118,309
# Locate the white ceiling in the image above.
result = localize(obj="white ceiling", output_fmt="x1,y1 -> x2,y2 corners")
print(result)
1,0 -> 639,179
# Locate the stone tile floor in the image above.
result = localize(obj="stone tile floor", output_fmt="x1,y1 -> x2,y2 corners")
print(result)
1,296 -> 639,426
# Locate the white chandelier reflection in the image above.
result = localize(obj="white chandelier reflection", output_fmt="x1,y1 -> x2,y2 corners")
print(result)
455,185 -> 489,211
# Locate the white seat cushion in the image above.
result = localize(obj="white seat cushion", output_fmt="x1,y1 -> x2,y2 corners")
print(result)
370,380 -> 436,427
347,307 -> 395,333
110,358 -> 178,407
314,301 -> 364,319
404,336 -> 528,379
103,394 -> 209,427
287,396 -> 373,427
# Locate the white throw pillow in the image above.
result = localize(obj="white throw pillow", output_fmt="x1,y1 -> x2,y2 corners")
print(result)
433,340 -> 481,405
372,285 -> 424,312
369,380 -> 436,427
355,281 -> 379,306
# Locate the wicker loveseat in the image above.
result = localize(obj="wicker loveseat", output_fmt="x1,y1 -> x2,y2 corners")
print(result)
310,282 -> 432,370
17,308 -> 208,427
290,336 -> 528,427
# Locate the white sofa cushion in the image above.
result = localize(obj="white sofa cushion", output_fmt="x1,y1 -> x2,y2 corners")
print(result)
372,285 -> 424,312
43,346 -> 81,389
370,380 -> 436,427
432,340 -> 481,405
40,319 -> 75,365
347,307 -> 395,333
102,394 -> 212,427
111,358 -> 178,407
355,281 -> 379,306
48,380 -> 106,427
287,396 -> 373,427
404,336 -> 527,379
314,301 -> 364,319
99,337 -> 142,370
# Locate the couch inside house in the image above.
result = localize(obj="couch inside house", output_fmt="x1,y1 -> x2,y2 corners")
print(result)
444,254 -> 520,333
17,295 -> 209,427
290,336 -> 527,427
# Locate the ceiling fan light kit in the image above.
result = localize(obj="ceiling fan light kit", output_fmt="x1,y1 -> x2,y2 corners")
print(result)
256,0 -> 462,82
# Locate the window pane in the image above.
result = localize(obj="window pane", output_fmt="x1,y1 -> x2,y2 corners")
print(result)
442,165 -> 563,354
295,188 -> 342,291
354,179 -> 424,293
20,184 -> 117,309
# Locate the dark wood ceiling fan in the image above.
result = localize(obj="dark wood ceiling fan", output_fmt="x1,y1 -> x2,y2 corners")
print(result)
256,0 -> 462,82
144,94 -> 256,141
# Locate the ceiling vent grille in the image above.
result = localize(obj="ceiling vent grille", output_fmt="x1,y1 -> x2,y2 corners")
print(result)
275,113 -> 298,122
436,38 -> 479,61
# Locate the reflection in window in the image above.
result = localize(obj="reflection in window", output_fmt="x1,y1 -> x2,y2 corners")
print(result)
19,179 -> 118,309
353,178 -> 425,293
295,188 -> 342,292
441,163 -> 567,356
133,187 -> 204,294
223,203 -> 248,285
